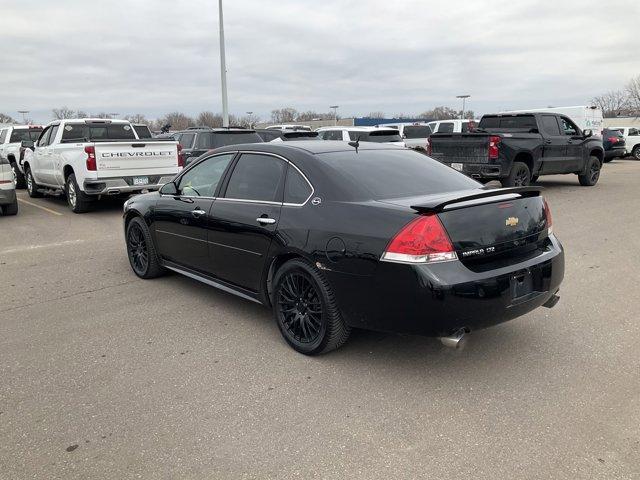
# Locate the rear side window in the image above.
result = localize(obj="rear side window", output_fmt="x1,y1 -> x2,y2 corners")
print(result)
133,125 -> 152,139
540,116 -> 561,136
319,149 -> 479,200
60,123 -> 136,143
225,153 -> 286,202
479,115 -> 537,130
9,128 -> 43,143
322,130 -> 344,141
284,166 -> 312,204
629,128 -> 639,136
559,117 -> 579,136
437,122 -> 454,133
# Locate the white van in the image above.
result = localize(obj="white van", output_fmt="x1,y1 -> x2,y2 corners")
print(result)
503,106 -> 603,136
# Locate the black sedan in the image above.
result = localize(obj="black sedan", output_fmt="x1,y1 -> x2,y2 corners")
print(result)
123,141 -> 564,355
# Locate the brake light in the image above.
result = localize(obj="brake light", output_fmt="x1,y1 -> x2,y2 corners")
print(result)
607,136 -> 619,144
85,145 -> 96,171
382,214 -> 457,264
427,136 -> 432,155
543,198 -> 553,235
488,135 -> 501,159
177,144 -> 185,168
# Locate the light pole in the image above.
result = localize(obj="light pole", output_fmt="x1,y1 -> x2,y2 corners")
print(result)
330,105 -> 339,126
456,95 -> 470,119
219,0 -> 229,127
246,111 -> 253,128
18,110 -> 29,124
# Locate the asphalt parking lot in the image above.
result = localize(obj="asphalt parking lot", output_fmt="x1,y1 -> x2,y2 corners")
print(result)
1,161 -> 639,479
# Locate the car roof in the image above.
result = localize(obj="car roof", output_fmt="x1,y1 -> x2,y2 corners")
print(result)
317,126 -> 399,132
214,140 -> 399,156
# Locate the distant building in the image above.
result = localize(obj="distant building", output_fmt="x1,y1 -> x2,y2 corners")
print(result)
603,116 -> 640,129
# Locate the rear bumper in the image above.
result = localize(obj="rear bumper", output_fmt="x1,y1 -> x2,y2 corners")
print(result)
329,235 -> 564,337
83,176 -> 175,196
604,148 -> 625,159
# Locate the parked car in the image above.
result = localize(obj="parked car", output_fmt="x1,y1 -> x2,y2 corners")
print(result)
609,126 -> 640,159
316,126 -> 405,146
173,128 -> 264,166
602,129 -> 626,162
265,124 -> 312,131
0,125 -> 44,188
376,122 -> 432,149
0,153 -> 18,215
256,129 -> 319,142
427,119 -> 477,134
123,141 -> 563,355
428,112 -> 605,187
503,106 -> 603,136
23,119 -> 182,213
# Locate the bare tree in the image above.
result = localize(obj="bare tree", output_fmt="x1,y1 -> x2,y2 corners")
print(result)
0,113 -> 16,123
271,108 -> 297,123
591,90 -> 629,117
196,111 -> 223,128
52,106 -> 76,119
417,106 -> 459,120
296,111 -> 334,121
365,111 -> 386,119
626,75 -> 640,114
76,111 -> 88,119
157,112 -> 195,131
124,114 -> 149,124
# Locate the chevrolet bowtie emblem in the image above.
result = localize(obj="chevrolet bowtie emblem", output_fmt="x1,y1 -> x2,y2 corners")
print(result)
505,217 -> 519,227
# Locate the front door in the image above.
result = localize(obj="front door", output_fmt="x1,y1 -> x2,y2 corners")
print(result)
153,152 -> 235,273
539,115 -> 568,175
558,116 -> 583,172
208,152 -> 287,292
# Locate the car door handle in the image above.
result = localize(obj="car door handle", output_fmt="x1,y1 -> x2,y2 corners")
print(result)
191,209 -> 206,217
544,140 -> 552,144
256,217 -> 276,225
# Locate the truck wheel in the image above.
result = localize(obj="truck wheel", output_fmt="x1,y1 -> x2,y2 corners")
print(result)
503,162 -> 530,187
126,217 -> 165,279
66,173 -> 93,213
10,162 -> 26,189
2,197 -> 19,216
633,146 -> 640,161
25,168 -> 43,198
578,156 -> 601,186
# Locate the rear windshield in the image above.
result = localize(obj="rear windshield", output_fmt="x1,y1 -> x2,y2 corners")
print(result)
604,129 -> 623,137
350,131 -> 403,143
319,149 -> 479,200
60,123 -> 136,143
133,125 -> 152,139
282,131 -> 319,140
9,128 -> 43,142
403,126 -> 431,138
478,115 -> 537,130
195,132 -> 263,149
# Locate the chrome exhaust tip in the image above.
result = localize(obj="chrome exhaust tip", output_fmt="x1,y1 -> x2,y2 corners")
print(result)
439,329 -> 467,349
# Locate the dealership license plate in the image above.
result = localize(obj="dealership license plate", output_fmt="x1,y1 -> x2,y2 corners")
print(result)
133,177 -> 149,186
450,163 -> 463,172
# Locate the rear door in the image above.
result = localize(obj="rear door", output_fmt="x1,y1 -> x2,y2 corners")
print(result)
539,115 -> 568,174
32,126 -> 54,185
208,152 -> 286,292
153,153 -> 236,273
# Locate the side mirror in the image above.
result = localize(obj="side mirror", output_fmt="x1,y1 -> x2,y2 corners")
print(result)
583,129 -> 593,138
21,140 -> 35,149
160,181 -> 178,196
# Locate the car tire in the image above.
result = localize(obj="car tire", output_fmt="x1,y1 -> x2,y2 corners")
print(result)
632,146 -> 640,161
273,258 -> 350,355
503,162 -> 530,187
10,162 -> 26,189
125,216 -> 165,279
578,156 -> 601,186
25,167 -> 42,198
2,197 -> 18,216
66,173 -> 93,213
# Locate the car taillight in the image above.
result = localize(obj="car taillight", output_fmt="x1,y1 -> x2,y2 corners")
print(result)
427,136 -> 432,155
488,135 -> 501,159
607,136 -> 619,144
177,144 -> 185,168
382,214 -> 457,264
543,198 -> 553,235
85,145 -> 96,171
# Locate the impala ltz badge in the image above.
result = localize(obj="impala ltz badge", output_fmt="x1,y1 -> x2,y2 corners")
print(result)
505,217 -> 519,227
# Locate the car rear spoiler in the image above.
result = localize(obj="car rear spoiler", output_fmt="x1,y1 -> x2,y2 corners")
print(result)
410,186 -> 543,213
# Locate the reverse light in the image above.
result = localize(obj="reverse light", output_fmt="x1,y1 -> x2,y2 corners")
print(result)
177,144 -> 185,168
488,135 -> 501,159
382,214 -> 457,264
85,145 -> 96,171
543,198 -> 553,235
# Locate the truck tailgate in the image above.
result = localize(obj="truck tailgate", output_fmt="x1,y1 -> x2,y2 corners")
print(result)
430,134 -> 489,164
94,141 -> 179,178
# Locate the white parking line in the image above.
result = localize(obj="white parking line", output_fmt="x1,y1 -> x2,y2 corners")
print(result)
17,197 -> 64,216
0,239 -> 85,255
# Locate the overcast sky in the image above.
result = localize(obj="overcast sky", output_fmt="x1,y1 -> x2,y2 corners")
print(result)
2,0 -> 639,123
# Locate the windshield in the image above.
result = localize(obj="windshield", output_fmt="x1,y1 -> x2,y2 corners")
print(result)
478,115 -> 537,131
195,132 -> 263,149
60,123 -> 136,143
403,126 -> 431,138
9,128 -> 43,142
319,149 -> 479,200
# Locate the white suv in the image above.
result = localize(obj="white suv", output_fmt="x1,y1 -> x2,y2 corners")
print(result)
610,126 -> 640,159
427,119 -> 478,134
0,125 -> 44,188
316,126 -> 405,146
0,154 -> 18,215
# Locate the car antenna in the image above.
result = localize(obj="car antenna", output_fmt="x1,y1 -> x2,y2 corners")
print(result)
348,138 -> 360,152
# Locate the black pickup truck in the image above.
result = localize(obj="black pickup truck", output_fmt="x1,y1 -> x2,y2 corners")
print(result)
428,113 -> 605,187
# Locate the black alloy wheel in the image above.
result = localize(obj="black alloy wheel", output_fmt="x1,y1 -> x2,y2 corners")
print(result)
513,164 -> 530,187
127,222 -> 149,276
277,272 -> 324,345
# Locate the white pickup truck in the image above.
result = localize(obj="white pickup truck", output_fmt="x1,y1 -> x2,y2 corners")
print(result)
23,119 -> 183,213
0,125 -> 44,188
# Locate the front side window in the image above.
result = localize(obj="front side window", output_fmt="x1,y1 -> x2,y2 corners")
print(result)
37,127 -> 52,147
177,153 -> 234,197
559,117 -> 579,136
284,166 -> 312,204
48,125 -> 60,144
437,122 -> 454,133
225,153 -> 286,202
